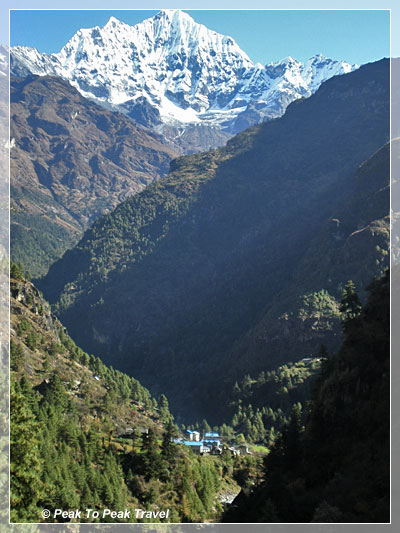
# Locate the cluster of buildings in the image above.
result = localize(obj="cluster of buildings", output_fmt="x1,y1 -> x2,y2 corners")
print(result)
174,430 -> 249,456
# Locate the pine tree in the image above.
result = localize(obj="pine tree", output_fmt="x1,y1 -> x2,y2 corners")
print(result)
339,280 -> 362,322
200,419 -> 211,434
232,381 -> 241,395
19,376 -> 39,415
282,403 -> 304,472
10,260 -> 24,280
142,428 -> 162,479
161,420 -> 178,464
10,385 -> 45,522
10,340 -> 24,372
181,493 -> 191,521
26,331 -> 38,351
42,372 -> 69,411
158,393 -> 172,423
43,355 -> 51,372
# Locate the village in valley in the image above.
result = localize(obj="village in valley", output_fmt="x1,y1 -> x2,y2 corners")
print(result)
175,430 -> 250,457
117,417 -> 253,458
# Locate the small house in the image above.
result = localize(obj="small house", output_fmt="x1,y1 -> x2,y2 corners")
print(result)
183,441 -> 210,455
204,432 -> 220,439
204,438 -> 221,447
186,430 -> 200,442
238,445 -> 250,455
204,432 -> 221,447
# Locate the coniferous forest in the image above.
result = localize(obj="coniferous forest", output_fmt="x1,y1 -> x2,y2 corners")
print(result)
8,10 -> 390,524
10,265 -> 390,523
223,271 -> 389,522
11,265 -> 266,523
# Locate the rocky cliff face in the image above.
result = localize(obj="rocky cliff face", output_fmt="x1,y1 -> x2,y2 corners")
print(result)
11,278 -> 59,339
10,75 -> 178,277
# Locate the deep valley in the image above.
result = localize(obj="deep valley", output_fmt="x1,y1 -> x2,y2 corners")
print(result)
8,10 -> 390,524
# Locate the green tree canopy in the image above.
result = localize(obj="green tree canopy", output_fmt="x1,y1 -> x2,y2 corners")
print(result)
339,280 -> 362,322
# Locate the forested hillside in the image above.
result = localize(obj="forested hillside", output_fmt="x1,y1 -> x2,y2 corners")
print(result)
39,60 -> 389,422
11,267 -> 256,523
223,270 -> 389,523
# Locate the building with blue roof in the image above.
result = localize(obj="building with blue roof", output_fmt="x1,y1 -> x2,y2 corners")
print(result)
204,438 -> 221,447
185,429 -> 200,442
203,432 -> 220,446
174,429 -> 248,456
181,440 -> 211,454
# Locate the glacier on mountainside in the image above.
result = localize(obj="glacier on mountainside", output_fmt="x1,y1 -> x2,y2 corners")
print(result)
10,10 -> 357,135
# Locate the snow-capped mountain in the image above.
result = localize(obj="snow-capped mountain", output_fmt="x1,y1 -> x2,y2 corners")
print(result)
10,10 -> 357,140
0,45 -> 8,77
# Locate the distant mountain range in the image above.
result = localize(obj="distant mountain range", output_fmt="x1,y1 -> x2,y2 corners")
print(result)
10,10 -> 357,150
38,59 -> 390,422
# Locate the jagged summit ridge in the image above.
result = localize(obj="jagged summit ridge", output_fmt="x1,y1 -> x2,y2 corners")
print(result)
10,10 -> 357,134
52,9 -> 254,121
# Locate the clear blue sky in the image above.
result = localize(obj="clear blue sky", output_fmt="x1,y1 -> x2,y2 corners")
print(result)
10,9 -> 389,66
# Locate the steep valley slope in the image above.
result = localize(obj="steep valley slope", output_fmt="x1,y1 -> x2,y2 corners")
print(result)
10,75 -> 178,277
39,59 -> 390,422
11,270 -> 252,523
223,270 -> 389,523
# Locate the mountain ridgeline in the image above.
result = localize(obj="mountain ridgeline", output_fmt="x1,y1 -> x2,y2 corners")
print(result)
39,59 -> 390,422
10,9 -> 356,148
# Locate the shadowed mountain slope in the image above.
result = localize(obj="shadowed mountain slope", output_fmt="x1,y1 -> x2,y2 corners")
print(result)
39,60 -> 389,421
223,270 -> 389,523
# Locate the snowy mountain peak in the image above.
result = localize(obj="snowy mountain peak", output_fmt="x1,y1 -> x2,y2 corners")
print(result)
153,9 -> 205,32
105,15 -> 123,27
156,9 -> 190,21
281,56 -> 296,64
310,53 -> 324,61
0,45 -> 8,76
10,10 -> 358,137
